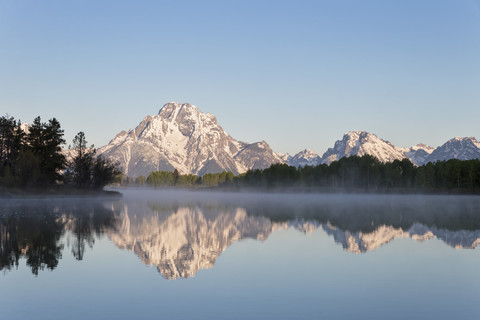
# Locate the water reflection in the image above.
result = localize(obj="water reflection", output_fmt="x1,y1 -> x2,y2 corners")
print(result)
1,192 -> 479,278
0,199 -> 118,275
109,204 -> 278,279
323,223 -> 480,253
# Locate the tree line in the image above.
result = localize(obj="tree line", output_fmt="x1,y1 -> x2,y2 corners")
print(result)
133,169 -> 234,187
238,155 -> 480,193
0,115 -> 120,190
134,155 -> 480,193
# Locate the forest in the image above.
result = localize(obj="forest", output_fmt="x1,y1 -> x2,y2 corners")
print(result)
237,155 -> 480,193
139,155 -> 480,193
0,115 -> 120,192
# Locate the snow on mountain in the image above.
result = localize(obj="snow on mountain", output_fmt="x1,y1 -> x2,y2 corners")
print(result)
288,149 -> 322,167
234,141 -> 283,172
19,121 -> 79,164
61,148 -> 76,163
97,103 -> 479,177
425,137 -> 480,163
317,131 -> 479,166
19,122 -> 30,134
320,131 -> 406,164
277,152 -> 292,163
19,111 -> 480,173
474,139 -> 480,149
397,144 -> 435,166
97,102 -> 282,177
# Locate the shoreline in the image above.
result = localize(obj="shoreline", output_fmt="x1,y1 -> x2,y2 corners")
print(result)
0,187 -> 122,199
110,184 -> 480,196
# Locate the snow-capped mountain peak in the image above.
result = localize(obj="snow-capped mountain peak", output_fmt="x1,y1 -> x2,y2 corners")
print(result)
425,137 -> 480,163
97,102 -> 282,177
98,102 -> 480,177
320,131 -> 406,164
288,149 -> 322,167
397,143 -> 435,166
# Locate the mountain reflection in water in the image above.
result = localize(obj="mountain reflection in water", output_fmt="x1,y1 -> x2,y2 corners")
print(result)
1,191 -> 479,278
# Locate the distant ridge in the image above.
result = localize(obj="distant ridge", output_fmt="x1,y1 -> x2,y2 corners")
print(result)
286,132 -> 479,167
97,102 -> 480,176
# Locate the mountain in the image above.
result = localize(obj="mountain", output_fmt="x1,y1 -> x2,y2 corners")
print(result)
320,131 -> 406,164
24,110 -> 480,173
96,102 -> 480,177
287,149 -> 322,167
397,144 -> 435,166
425,137 -> 480,164
318,132 -> 480,166
19,122 -> 30,133
97,102 -> 282,177
277,152 -> 292,163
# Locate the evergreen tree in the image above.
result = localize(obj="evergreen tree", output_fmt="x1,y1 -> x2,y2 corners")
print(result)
147,171 -> 175,186
69,132 -> 120,189
92,156 -> 121,189
25,116 -> 66,184
0,116 -> 23,179
71,132 -> 95,188
42,118 -> 66,183
173,168 -> 179,185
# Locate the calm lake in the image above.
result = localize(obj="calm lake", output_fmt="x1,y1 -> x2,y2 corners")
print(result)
1,188 -> 479,320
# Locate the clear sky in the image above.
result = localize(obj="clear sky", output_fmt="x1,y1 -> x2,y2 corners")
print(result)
1,0 -> 479,155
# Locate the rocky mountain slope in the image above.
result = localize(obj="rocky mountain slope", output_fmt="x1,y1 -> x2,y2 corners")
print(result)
96,103 -> 480,175
425,137 -> 480,163
397,144 -> 435,166
246,131 -> 480,168
97,102 -> 282,177
316,131 -> 479,166
284,149 -> 322,167
320,131 -> 406,164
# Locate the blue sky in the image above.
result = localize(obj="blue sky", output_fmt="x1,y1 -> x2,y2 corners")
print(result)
1,0 -> 479,154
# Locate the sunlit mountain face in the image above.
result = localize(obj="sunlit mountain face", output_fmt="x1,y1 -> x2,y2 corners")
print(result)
1,191 -> 479,278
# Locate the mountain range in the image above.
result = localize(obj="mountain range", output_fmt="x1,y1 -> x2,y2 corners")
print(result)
97,102 -> 480,177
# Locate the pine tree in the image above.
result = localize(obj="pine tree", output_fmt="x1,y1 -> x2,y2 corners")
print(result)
70,131 -> 120,189
25,116 -> 66,184
71,132 -> 95,188
173,169 -> 179,185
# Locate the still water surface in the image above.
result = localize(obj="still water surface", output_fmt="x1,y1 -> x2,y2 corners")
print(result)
1,189 -> 479,319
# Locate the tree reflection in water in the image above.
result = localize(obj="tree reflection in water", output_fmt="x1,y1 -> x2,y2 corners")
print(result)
0,199 -> 118,275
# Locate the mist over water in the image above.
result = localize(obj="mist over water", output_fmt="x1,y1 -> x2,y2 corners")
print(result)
1,188 -> 479,319
115,187 -> 480,230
